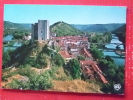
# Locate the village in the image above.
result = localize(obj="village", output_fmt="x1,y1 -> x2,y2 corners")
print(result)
51,35 -> 108,84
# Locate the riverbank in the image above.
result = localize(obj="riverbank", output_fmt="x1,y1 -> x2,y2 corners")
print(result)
103,34 -> 125,66
115,50 -> 125,56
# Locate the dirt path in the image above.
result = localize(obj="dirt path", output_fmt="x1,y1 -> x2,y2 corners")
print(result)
31,60 -> 51,74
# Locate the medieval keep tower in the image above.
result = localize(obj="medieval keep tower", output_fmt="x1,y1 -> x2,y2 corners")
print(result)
32,20 -> 50,41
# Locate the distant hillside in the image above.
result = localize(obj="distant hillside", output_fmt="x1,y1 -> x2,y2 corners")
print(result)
4,21 -> 31,30
83,24 -> 107,32
71,24 -> 92,31
104,24 -> 124,32
72,23 -> 124,33
113,24 -> 126,34
50,21 -> 83,37
113,24 -> 126,44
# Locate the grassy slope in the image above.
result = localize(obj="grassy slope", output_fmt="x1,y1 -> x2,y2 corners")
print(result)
51,79 -> 102,93
50,21 -> 83,36
50,67 -> 102,93
2,64 -> 102,93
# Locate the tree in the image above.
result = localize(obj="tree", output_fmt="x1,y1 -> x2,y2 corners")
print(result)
13,32 -> 24,39
23,57 -> 36,67
8,79 -> 30,90
98,59 -> 108,73
29,71 -> 53,90
8,71 -> 53,90
67,59 -> 81,79
90,44 -> 104,60
77,55 -> 85,61
42,45 -> 52,56
89,32 -> 112,48
99,59 -> 124,94
105,56 -> 114,63
52,53 -> 65,67
2,50 -> 11,68
36,53 -> 48,69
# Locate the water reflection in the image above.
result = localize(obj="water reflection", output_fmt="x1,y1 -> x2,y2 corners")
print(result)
103,34 -> 125,66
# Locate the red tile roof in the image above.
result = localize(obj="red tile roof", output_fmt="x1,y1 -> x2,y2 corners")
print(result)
80,60 -> 94,66
59,50 -> 73,58
80,60 -> 108,83
83,48 -> 92,57
85,67 -> 92,74
98,73 -> 108,83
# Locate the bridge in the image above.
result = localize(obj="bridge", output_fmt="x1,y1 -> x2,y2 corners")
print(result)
90,43 -> 125,45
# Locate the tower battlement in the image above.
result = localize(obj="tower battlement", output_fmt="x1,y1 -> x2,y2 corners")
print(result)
32,20 -> 50,41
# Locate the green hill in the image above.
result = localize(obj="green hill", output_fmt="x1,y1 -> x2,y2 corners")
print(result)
4,21 -> 31,30
4,21 -> 31,36
50,21 -> 83,37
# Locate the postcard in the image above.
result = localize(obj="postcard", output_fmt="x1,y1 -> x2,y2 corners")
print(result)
2,5 -> 126,94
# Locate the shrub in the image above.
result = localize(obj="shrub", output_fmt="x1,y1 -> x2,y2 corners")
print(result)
8,79 -> 30,90
29,71 -> 53,90
52,53 -> 65,67
36,53 -> 48,69
17,65 -> 34,77
2,71 -> 18,82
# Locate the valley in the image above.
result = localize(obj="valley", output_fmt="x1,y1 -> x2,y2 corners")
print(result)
2,21 -> 125,94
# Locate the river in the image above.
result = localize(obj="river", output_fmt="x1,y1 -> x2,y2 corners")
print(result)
4,35 -> 22,51
103,34 -> 125,66
4,35 -> 13,41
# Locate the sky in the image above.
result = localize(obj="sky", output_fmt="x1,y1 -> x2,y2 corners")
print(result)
4,5 -> 126,25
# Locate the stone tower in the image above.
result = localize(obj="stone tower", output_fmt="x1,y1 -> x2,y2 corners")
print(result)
32,20 -> 50,41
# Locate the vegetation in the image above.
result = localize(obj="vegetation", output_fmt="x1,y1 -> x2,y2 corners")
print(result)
29,71 -> 53,90
36,53 -> 48,68
2,21 -> 125,93
2,50 -> 11,68
84,24 -> 107,32
4,21 -> 31,36
90,44 -> 104,60
113,24 -> 126,49
50,21 -> 83,37
2,40 -> 66,90
89,44 -> 124,94
2,48 -> 13,68
65,58 -> 81,79
72,23 -> 124,32
89,32 -> 112,48
52,53 -> 65,67
99,58 -> 124,94
23,57 -> 36,67
77,55 -> 85,61
7,66 -> 53,90
13,31 -> 25,39
4,41 -> 16,47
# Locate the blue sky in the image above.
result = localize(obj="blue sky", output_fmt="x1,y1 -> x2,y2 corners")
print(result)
4,5 -> 126,25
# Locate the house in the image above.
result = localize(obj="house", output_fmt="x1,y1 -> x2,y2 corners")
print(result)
80,60 -> 108,83
80,48 -> 93,60
59,50 -> 74,63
